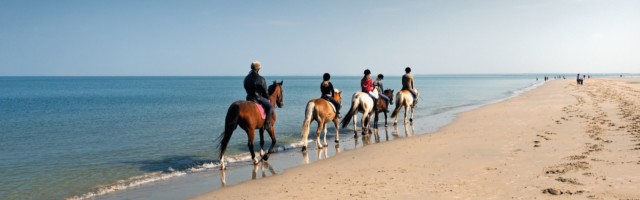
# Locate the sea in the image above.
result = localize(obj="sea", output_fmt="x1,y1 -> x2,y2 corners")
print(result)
0,74 -> 582,199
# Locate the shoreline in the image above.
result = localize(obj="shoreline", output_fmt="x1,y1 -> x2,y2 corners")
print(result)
193,78 -> 640,199
88,77 -> 546,199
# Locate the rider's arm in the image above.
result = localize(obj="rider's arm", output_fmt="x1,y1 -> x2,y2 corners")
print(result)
257,78 -> 269,98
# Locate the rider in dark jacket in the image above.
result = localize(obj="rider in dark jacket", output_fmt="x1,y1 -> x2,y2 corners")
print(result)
320,73 -> 341,115
244,61 -> 273,128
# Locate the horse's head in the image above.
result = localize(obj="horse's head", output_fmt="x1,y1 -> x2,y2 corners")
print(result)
268,80 -> 284,108
333,89 -> 342,105
384,89 -> 394,104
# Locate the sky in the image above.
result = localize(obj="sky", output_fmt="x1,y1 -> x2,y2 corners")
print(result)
0,0 -> 639,76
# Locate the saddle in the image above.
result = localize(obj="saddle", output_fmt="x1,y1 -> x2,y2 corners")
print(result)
254,103 -> 266,119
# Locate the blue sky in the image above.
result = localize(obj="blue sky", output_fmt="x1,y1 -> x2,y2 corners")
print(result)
1,0 -> 639,76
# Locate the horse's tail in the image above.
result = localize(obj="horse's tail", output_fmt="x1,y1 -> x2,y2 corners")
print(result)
390,92 -> 403,118
216,102 -> 240,160
340,96 -> 359,128
300,101 -> 315,141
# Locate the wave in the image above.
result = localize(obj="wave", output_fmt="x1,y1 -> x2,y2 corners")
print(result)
67,139 -> 313,200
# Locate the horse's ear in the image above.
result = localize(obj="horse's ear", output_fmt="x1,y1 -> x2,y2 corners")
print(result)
279,80 -> 283,85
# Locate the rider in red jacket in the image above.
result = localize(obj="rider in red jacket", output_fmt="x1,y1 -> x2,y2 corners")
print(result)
361,69 -> 379,111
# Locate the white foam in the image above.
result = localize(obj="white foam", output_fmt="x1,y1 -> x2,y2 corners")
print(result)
68,140 -> 316,200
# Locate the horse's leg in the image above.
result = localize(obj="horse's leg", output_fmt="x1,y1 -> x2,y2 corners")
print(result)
301,118 -> 311,152
264,125 -> 276,161
246,129 -> 259,165
333,118 -> 340,143
410,103 -> 415,123
361,111 -> 369,135
352,112 -> 358,136
403,105 -> 408,124
315,121 -> 323,148
322,122 -> 328,147
373,111 -> 379,129
384,110 -> 388,127
259,128 -> 265,157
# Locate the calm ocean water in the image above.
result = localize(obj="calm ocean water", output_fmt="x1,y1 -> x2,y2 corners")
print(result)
0,75 -> 544,199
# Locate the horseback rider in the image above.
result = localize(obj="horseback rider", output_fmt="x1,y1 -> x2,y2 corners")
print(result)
402,67 -> 418,104
373,74 -> 390,112
244,61 -> 273,128
320,73 -> 341,116
361,69 -> 379,111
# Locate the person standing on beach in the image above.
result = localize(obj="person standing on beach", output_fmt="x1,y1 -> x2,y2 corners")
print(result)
373,74 -> 389,112
320,73 -> 341,116
244,61 -> 273,128
402,67 -> 418,104
361,69 -> 379,111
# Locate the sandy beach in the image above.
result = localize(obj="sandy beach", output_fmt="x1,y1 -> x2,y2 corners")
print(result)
194,78 -> 640,199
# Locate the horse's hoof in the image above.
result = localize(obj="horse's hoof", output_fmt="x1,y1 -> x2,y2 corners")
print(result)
253,158 -> 260,165
385,124 -> 388,127
301,146 -> 307,152
409,118 -> 413,122
334,139 -> 339,143
262,154 -> 270,161
393,122 -> 398,126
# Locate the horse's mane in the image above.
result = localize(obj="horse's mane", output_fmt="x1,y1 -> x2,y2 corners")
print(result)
268,82 -> 277,95
267,81 -> 278,95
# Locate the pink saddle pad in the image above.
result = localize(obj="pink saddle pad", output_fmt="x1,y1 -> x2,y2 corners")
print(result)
254,103 -> 266,119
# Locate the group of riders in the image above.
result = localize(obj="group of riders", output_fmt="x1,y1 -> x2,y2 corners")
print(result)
243,61 -> 418,129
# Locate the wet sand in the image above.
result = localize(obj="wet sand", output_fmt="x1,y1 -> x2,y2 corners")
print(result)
193,78 -> 640,199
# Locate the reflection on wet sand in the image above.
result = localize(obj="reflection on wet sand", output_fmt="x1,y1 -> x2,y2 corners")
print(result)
404,122 -> 415,137
252,162 -> 276,180
393,122 -> 416,138
219,161 -> 277,187
301,145 -> 337,165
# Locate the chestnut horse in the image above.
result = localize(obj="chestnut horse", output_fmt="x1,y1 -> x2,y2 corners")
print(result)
373,89 -> 394,128
217,81 -> 284,170
340,88 -> 377,136
391,89 -> 419,125
300,90 -> 342,151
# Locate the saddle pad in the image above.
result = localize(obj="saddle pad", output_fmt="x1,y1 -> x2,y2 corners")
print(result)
254,103 -> 266,119
323,99 -> 337,113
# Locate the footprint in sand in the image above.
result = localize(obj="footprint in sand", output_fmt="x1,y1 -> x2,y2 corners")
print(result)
545,161 -> 590,174
555,177 -> 583,185
566,155 -> 587,160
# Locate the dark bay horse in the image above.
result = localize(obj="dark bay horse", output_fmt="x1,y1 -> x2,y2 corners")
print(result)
374,89 -> 394,128
218,81 -> 284,170
300,90 -> 342,151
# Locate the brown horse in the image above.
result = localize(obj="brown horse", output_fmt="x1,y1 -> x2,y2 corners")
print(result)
300,90 -> 342,152
217,81 -> 284,170
374,89 -> 394,128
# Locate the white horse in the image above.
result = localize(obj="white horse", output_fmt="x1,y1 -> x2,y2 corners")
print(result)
300,90 -> 342,152
391,89 -> 419,125
340,89 -> 377,136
